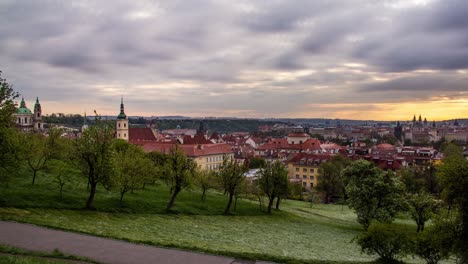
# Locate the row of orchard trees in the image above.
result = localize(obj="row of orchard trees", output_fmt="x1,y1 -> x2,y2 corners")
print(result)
1,72 -> 290,215
315,145 -> 468,263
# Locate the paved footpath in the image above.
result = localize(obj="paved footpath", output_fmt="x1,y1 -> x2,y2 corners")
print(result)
0,221 -> 273,264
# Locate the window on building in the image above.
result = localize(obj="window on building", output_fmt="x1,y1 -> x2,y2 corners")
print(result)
310,168 -> 314,173
206,158 -> 209,162
302,182 -> 306,187
310,176 -> 314,180
310,183 -> 314,188
38,123 -> 41,128
206,165 -> 209,170
295,175 -> 299,179
118,123 -> 120,128
118,133 -> 120,137
303,168 -> 307,172
295,168 -> 299,172
37,113 -> 40,117
124,123 -> 126,128
18,118 -> 20,123
303,175 -> 307,179
124,133 -> 126,137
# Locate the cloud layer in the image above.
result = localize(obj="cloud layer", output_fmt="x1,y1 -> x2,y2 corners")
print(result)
1,0 -> 467,120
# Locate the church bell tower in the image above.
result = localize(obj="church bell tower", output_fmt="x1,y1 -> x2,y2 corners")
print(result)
33,97 -> 42,131
116,97 -> 129,141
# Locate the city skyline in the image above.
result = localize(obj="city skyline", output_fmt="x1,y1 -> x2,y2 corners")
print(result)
1,0 -> 467,120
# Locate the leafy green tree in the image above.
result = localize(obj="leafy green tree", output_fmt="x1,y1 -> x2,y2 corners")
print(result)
195,169 -> 216,202
437,149 -> 468,262
112,142 -> 155,204
74,114 -> 115,209
21,128 -> 63,185
355,222 -> 413,263
163,144 -> 196,212
0,71 -> 18,127
47,159 -> 76,199
258,160 -> 289,213
414,221 -> 454,264
317,155 -> 350,203
248,157 -> 266,169
344,160 -> 406,228
0,71 -> 20,184
408,189 -> 438,232
218,157 -> 247,215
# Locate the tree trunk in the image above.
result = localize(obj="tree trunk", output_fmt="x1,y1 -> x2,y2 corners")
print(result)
224,192 -> 234,215
275,196 -> 281,210
234,195 -> 238,211
166,187 -> 180,212
59,184 -> 64,199
32,170 -> 37,185
267,195 -> 275,214
201,188 -> 206,202
86,182 -> 97,209
119,191 -> 126,206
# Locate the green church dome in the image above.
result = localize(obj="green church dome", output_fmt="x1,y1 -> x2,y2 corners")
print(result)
17,97 -> 32,114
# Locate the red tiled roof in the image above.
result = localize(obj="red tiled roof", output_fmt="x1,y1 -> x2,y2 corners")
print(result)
375,143 -> 396,149
129,128 -> 157,142
182,133 -> 213,145
141,143 -> 233,157
287,153 -> 334,165
280,138 -> 322,151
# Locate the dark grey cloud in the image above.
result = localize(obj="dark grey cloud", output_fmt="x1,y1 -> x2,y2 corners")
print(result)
353,0 -> 468,72
0,0 -> 467,118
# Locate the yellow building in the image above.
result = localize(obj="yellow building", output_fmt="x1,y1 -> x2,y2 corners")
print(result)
141,142 -> 234,171
286,153 -> 332,189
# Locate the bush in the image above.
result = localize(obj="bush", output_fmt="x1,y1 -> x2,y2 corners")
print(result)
413,216 -> 455,264
354,222 -> 412,263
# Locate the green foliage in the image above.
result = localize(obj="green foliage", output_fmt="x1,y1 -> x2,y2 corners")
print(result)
288,182 -> 303,200
248,157 -> 266,169
149,119 -> 277,133
407,189 -> 438,232
354,222 -> 412,263
437,154 -> 468,262
19,128 -> 64,185
73,114 -> 115,209
42,113 -> 87,128
399,166 -> 439,195
162,144 -> 196,212
379,134 -> 398,145
344,160 -> 406,228
0,127 -> 20,185
0,72 -> 20,184
0,71 -> 19,127
317,155 -> 351,203
413,221 -> 454,264
218,157 -> 248,215
194,169 -> 216,202
258,160 -> 289,213
111,142 -> 155,204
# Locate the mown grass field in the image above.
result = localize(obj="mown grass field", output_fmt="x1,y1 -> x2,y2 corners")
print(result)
0,168 -> 447,264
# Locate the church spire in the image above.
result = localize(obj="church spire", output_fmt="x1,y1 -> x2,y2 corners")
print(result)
20,97 -> 26,108
117,96 -> 127,120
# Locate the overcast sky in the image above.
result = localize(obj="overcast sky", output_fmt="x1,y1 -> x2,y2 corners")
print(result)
1,0 -> 467,120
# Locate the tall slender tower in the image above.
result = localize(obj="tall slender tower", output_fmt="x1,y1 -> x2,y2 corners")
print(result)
116,97 -> 129,141
33,97 -> 42,130
81,112 -> 88,132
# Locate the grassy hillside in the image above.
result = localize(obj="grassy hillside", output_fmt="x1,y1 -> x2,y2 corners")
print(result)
0,169 -> 443,264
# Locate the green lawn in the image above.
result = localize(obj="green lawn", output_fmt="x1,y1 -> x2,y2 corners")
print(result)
0,244 -> 97,264
0,169 -> 446,264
